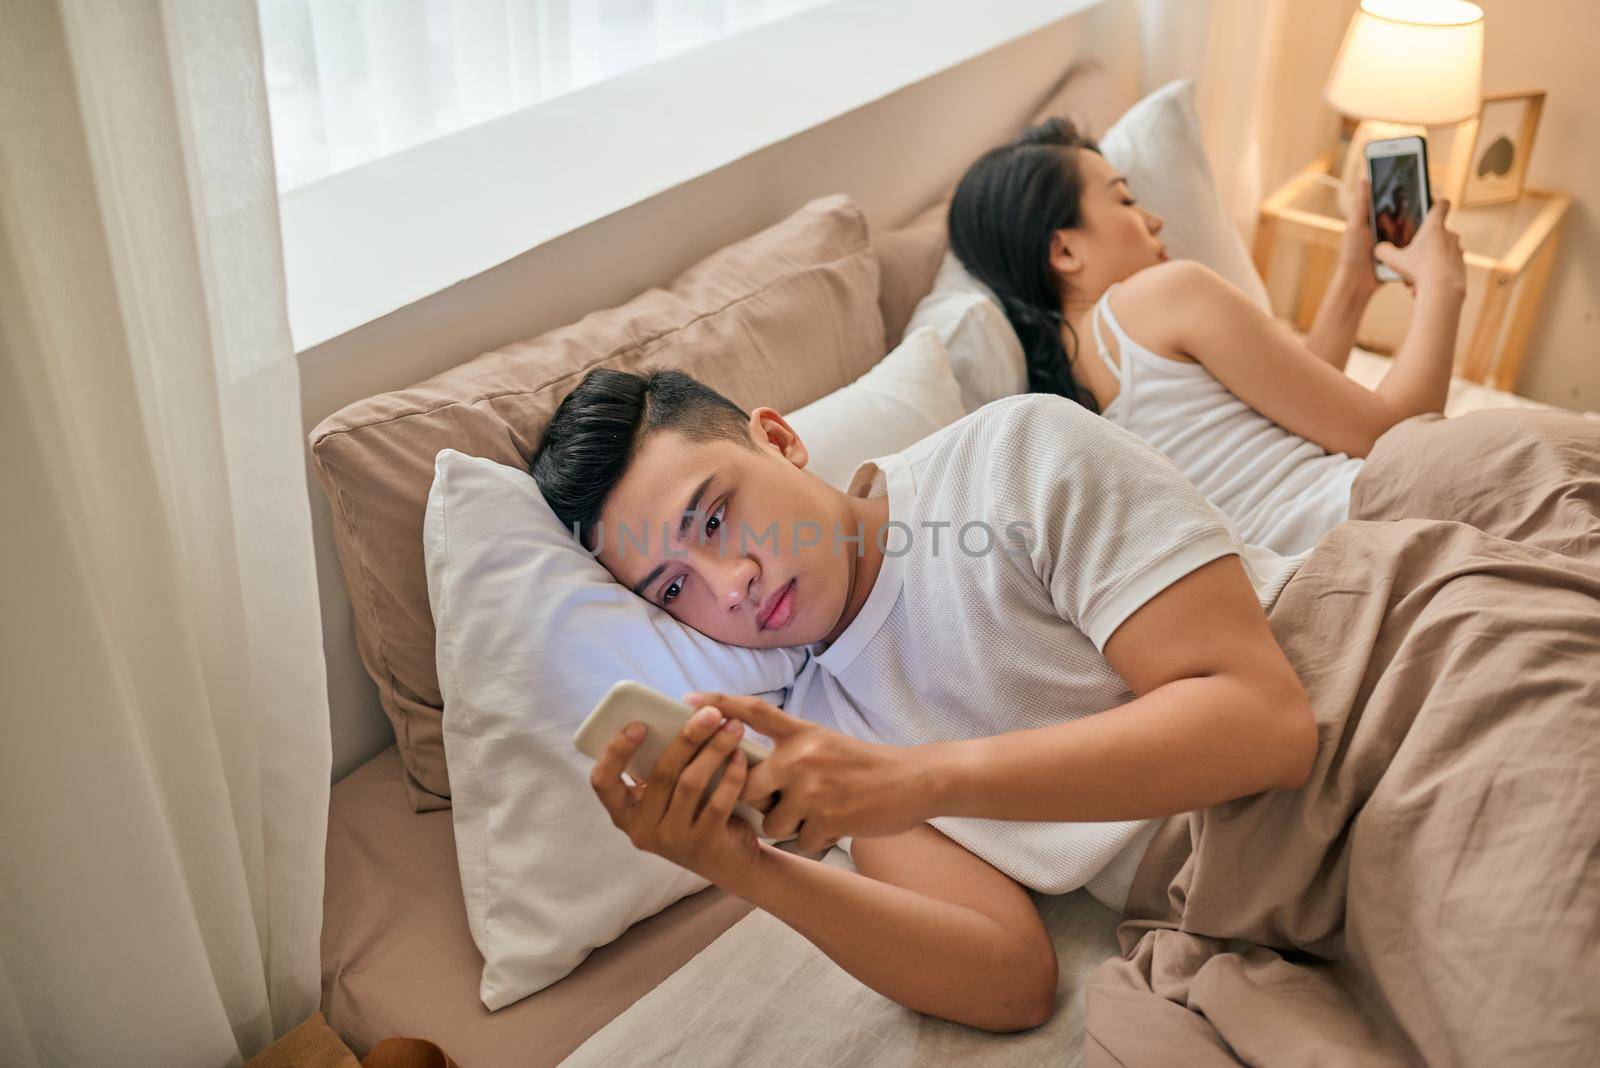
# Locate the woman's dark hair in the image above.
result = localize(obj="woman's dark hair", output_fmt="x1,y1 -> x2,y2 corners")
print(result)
530,367 -> 753,549
947,115 -> 1101,411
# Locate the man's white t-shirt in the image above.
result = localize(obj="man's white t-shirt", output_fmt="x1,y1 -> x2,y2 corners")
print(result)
788,394 -> 1305,911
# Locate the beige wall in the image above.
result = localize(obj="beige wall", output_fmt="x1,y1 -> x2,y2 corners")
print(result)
1248,0 -> 1597,410
1471,0 -> 1599,409
303,2 -> 1142,780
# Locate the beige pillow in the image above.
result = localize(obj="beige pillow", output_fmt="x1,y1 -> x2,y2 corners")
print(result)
871,198 -> 948,350
310,194 -> 885,808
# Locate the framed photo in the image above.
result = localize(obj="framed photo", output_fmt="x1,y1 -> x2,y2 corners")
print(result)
1459,90 -> 1545,207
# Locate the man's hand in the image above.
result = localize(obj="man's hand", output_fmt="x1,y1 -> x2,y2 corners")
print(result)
590,705 -> 765,889
685,692 -> 937,851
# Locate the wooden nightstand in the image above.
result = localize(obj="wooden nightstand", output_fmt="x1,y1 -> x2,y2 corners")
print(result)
1254,154 -> 1570,392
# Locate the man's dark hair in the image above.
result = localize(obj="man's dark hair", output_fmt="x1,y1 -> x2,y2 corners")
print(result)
530,367 -> 754,548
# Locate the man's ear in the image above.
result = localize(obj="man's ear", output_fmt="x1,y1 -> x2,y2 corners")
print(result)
749,407 -> 808,470
1049,229 -> 1084,279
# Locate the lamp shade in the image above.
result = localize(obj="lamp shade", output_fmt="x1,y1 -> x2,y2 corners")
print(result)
1324,0 -> 1484,125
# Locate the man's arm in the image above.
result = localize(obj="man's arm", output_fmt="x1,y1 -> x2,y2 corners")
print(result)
591,711 -> 1058,1033
728,824 -> 1059,1033
928,554 -> 1317,823
698,554 -> 1314,842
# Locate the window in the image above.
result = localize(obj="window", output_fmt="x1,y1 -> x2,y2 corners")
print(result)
271,0 -> 1094,351
260,0 -> 838,191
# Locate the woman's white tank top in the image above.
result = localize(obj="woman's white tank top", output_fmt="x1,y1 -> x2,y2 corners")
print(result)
1090,283 -> 1363,556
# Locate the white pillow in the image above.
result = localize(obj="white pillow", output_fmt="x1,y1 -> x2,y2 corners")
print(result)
903,259 -> 1030,414
784,325 -> 968,487
1098,79 -> 1272,311
425,450 -> 806,1011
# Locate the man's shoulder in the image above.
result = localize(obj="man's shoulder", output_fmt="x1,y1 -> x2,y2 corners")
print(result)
940,393 -> 1119,456
897,394 -> 1123,507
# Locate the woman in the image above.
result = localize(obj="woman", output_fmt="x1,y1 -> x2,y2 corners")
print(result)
945,116 -> 1469,556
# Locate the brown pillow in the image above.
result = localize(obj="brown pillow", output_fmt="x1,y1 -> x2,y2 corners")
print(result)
871,198 -> 949,350
311,194 -> 885,809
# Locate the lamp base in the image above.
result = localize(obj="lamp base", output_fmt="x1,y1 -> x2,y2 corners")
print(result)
1339,120 -> 1427,215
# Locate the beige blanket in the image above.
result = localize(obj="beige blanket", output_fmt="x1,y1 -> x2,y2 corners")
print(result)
1087,409 -> 1600,1066
1352,407 -> 1600,562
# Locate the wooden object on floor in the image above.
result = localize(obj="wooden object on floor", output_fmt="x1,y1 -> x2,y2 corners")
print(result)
245,1013 -> 360,1068
245,1012 -> 459,1068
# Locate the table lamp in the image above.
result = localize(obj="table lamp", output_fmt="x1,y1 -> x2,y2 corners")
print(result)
1324,0 -> 1484,207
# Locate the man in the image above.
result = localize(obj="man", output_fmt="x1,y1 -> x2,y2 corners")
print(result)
530,367 -> 1600,1061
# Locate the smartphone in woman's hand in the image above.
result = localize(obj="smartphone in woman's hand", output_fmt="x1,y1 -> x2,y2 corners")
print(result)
1365,135 -> 1432,282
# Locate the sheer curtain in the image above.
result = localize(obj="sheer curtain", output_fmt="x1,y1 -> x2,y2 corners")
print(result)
1138,0 -> 1356,243
260,0 -> 835,189
1,2 -> 329,1064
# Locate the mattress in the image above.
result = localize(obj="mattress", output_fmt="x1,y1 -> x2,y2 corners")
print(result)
320,747 -> 757,1066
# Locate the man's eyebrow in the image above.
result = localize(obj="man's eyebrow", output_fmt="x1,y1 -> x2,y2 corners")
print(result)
631,562 -> 667,600
1107,174 -> 1128,189
675,473 -> 717,541
627,472 -> 718,600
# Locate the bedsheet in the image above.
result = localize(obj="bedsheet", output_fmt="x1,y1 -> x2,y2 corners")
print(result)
563,846 -> 1123,1066
321,747 -> 758,1066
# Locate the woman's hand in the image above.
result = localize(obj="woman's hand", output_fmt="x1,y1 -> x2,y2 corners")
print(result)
685,692 -> 938,850
1374,198 -> 1466,300
1337,177 -> 1383,297
590,705 -> 765,889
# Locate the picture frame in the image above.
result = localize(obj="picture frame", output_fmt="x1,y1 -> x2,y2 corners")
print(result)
1458,90 -> 1545,207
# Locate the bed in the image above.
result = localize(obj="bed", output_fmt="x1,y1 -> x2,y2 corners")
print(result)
314,67 -> 1583,1065
319,335 -> 1571,1068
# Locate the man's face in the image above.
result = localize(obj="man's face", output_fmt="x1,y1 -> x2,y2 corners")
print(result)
594,410 -> 856,648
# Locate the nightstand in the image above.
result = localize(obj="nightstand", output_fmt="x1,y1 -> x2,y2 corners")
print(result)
1254,154 -> 1570,392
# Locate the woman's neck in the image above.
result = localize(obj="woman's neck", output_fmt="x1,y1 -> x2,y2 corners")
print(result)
1060,277 -> 1112,322
1060,281 -> 1110,337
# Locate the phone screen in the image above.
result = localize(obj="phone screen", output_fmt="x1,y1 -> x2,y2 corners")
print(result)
1368,146 -> 1427,250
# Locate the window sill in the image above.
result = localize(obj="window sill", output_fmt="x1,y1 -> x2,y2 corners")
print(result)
279,0 -> 1106,352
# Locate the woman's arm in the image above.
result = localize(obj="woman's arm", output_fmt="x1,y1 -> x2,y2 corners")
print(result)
590,710 -> 1059,1032
1119,206 -> 1464,458
1302,178 -> 1382,371
1302,271 -> 1376,372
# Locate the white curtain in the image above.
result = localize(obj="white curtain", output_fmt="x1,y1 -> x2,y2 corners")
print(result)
0,2 -> 330,1064
260,0 -> 833,190
1138,0 -> 1358,244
